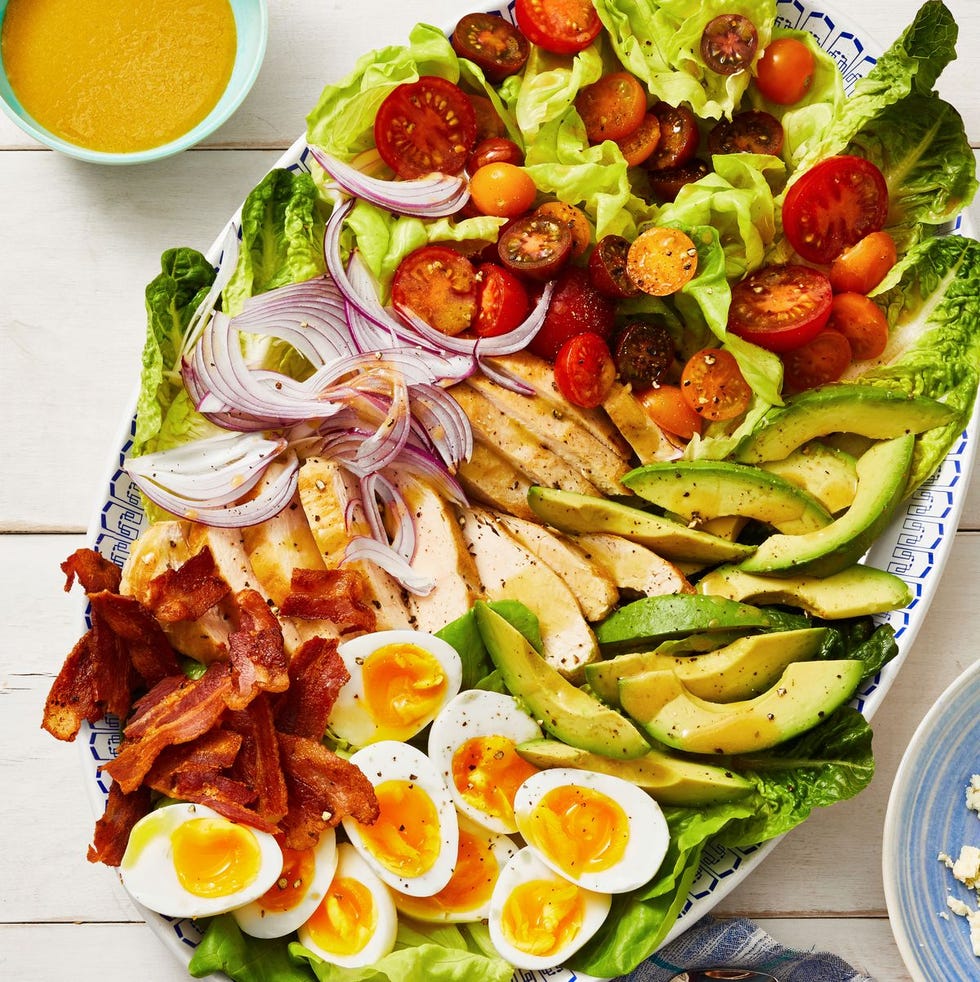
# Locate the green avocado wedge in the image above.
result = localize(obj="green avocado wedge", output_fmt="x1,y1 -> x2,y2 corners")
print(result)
474,602 -> 651,759
696,562 -> 912,618
526,486 -> 756,565
622,460 -> 833,534
739,435 -> 914,578
759,443 -> 859,514
515,739 -> 754,806
619,659 -> 866,754
733,384 -> 954,464
594,593 -> 771,656
585,627 -> 830,706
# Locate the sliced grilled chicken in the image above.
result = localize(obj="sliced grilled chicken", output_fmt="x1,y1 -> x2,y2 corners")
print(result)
602,383 -> 683,464
457,443 -> 536,521
569,531 -> 694,598
459,505 -> 600,679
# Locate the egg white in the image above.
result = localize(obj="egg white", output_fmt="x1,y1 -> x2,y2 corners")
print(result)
514,767 -> 669,894
119,803 -> 283,919
232,829 -> 338,938
427,689 -> 543,834
488,847 -> 611,970
329,629 -> 463,748
343,740 -> 459,896
296,843 -> 398,968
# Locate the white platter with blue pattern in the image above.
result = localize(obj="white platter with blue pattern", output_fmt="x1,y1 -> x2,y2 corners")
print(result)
75,2 -> 979,980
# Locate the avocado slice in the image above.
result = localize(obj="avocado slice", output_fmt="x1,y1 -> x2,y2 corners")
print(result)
619,659 -> 865,754
739,435 -> 914,578
734,384 -> 954,464
515,739 -> 754,806
526,486 -> 756,565
622,460 -> 833,534
474,602 -> 651,759
595,593 -> 771,656
697,562 -> 912,618
759,443 -> 859,514
586,627 -> 830,706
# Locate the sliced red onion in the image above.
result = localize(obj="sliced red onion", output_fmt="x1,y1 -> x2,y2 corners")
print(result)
473,356 -> 535,397
310,146 -> 470,218
344,535 -> 436,596
408,383 -> 473,467
390,444 -> 468,507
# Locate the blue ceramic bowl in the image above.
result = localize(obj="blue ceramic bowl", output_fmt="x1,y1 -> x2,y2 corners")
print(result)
0,0 -> 268,164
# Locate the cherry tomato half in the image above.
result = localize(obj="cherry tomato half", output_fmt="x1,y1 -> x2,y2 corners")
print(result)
375,76 -> 477,178
614,320 -> 675,388
391,245 -> 477,336
468,95 -> 507,141
529,265 -> 616,360
469,162 -> 538,217
708,110 -> 784,156
554,332 -> 617,408
575,72 -> 648,144
497,213 -> 573,282
828,230 -> 898,295
728,263 -> 833,353
680,348 -> 753,421
627,226 -> 699,297
646,158 -> 711,203
782,155 -> 889,265
825,292 -> 889,361
781,329 -> 852,394
467,136 -> 524,173
534,201 -> 591,258
616,111 -> 661,167
648,103 -> 700,171
636,384 -> 703,440
474,262 -> 531,338
514,0 -> 602,55
755,37 -> 815,105
701,14 -> 759,76
451,12 -> 530,82
588,234 -> 639,299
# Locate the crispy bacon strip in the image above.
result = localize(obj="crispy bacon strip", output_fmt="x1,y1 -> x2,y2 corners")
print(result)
274,636 -> 349,740
87,591 -> 181,686
103,663 -> 235,793
147,547 -> 231,623
87,782 -> 151,867
281,568 -> 377,635
62,548 -> 122,595
144,728 -> 244,795
226,589 -> 289,710
225,695 -> 289,827
163,772 -> 277,833
277,732 -> 379,850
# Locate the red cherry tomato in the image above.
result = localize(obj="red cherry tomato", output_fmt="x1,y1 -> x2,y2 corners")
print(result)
497,213 -> 573,281
554,332 -> 617,408
647,103 -> 700,171
700,14 -> 759,76
473,263 -> 531,338
825,292 -> 889,361
375,76 -> 477,179
575,72 -> 648,144
614,320 -> 675,388
646,158 -> 711,203
708,110 -> 784,156
782,155 -> 889,265
514,0 -> 602,55
588,234 -> 639,299
451,12 -> 530,82
391,245 -> 477,336
529,265 -> 616,361
467,136 -> 525,173
728,264 -> 833,353
755,37 -> 816,105
828,230 -> 898,294
468,95 -> 507,141
636,384 -> 703,440
680,348 -> 753,421
781,329 -> 852,394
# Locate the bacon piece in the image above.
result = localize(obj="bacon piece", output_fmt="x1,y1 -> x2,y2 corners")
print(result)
274,636 -> 349,740
42,618 -> 136,741
226,589 -> 289,710
144,728 -> 244,795
103,663 -> 235,793
146,547 -> 231,623
87,782 -> 151,867
62,548 -> 122,595
87,591 -> 181,686
164,771 -> 278,833
226,696 -> 289,827
281,568 -> 377,635
277,732 -> 379,850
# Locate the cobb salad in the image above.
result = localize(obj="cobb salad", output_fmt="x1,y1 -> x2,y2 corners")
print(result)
42,1 -> 980,981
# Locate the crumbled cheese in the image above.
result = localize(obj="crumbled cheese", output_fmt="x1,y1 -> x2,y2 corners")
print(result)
939,773 -> 980,957
967,774 -> 980,816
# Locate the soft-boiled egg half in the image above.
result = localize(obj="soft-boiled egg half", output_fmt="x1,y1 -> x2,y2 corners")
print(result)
297,843 -> 398,968
488,847 -> 611,970
391,813 -> 518,923
342,741 -> 459,896
428,689 -> 542,834
328,630 -> 463,747
232,829 -> 337,938
514,767 -> 670,894
119,803 -> 283,918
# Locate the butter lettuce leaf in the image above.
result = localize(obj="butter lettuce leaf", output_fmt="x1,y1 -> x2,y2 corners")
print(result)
190,913 -> 315,982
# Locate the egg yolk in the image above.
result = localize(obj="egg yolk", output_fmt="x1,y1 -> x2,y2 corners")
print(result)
395,827 -> 498,917
522,785 -> 629,879
451,735 -> 540,827
500,877 -> 586,957
256,844 -> 316,913
362,643 -> 448,739
304,876 -> 377,956
355,779 -> 441,877
170,817 -> 263,899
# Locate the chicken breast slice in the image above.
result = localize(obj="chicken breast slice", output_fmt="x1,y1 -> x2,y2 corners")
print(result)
457,443 -> 536,521
569,532 -> 694,598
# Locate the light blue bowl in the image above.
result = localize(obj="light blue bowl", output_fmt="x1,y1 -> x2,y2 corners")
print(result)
0,0 -> 268,164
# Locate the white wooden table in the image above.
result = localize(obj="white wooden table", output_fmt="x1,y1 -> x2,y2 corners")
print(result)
2,1 -> 978,979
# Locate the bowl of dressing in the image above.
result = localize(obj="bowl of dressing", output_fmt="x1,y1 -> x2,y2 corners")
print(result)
0,0 -> 267,164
